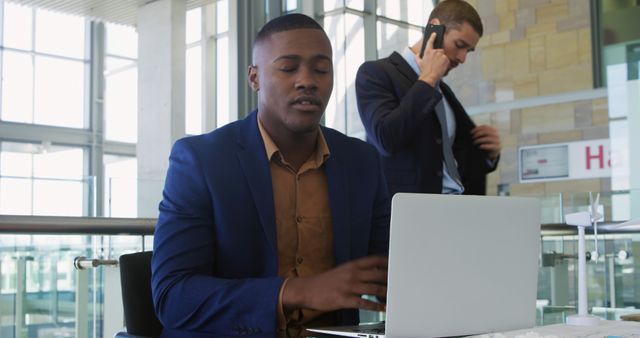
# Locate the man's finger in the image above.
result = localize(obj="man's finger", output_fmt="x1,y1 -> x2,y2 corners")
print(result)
472,135 -> 499,144
425,32 -> 436,52
355,297 -> 386,312
356,268 -> 388,284
471,125 -> 497,136
353,256 -> 388,269
477,143 -> 501,151
352,283 -> 387,299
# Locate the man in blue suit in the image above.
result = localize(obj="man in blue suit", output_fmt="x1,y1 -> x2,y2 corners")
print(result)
356,0 -> 501,197
152,14 -> 390,337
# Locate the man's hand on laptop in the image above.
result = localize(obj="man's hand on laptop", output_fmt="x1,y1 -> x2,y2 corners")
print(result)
282,256 -> 388,313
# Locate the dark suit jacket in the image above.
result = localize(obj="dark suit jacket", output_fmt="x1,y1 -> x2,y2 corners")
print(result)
355,51 -> 497,197
152,111 -> 390,337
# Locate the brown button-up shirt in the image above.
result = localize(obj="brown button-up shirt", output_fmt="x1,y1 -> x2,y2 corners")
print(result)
257,118 -> 336,335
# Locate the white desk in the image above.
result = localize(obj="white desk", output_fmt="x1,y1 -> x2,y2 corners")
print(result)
474,320 -> 640,337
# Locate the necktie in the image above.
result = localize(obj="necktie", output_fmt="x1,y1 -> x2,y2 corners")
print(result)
434,98 -> 463,186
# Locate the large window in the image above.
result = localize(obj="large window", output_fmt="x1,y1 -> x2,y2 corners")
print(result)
104,23 -> 138,143
325,12 -> 366,137
595,0 -> 640,86
103,154 -> 137,217
0,141 -> 89,216
1,2 -> 88,128
185,1 -> 231,135
320,0 -> 433,139
215,0 -> 231,128
375,1 -> 433,76
0,1 -> 93,217
186,7 -> 203,135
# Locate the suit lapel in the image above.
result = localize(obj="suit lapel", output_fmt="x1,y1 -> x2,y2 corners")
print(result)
235,111 -> 278,254
389,51 -> 419,84
323,129 -> 351,265
440,82 -> 476,131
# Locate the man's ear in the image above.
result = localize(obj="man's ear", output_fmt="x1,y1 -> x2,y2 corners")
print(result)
430,18 -> 441,25
247,65 -> 259,92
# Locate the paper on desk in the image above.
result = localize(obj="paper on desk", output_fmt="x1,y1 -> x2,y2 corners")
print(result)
472,320 -> 640,338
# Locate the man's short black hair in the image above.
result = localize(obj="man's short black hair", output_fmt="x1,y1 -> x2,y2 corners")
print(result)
254,13 -> 324,46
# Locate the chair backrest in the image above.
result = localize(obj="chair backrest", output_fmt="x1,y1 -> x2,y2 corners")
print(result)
119,251 -> 163,337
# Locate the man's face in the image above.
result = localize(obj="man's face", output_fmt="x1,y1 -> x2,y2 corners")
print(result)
441,21 -> 480,75
248,28 -> 333,135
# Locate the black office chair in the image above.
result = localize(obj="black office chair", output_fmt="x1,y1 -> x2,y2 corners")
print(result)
115,251 -> 163,338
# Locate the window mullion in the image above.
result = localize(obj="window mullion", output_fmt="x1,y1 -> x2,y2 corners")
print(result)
0,0 -> 4,117
203,3 -> 216,132
90,21 -> 105,216
31,7 -> 36,124
30,152 -> 35,214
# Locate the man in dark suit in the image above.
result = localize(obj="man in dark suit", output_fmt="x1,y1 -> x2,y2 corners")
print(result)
356,0 -> 501,197
152,14 -> 389,337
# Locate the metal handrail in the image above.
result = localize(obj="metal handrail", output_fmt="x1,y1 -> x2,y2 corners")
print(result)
0,215 -> 156,235
74,256 -> 119,270
541,222 -> 638,236
1,215 -> 637,237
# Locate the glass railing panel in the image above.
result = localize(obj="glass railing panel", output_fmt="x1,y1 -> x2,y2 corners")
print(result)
106,177 -> 164,218
0,228 -> 149,338
534,189 -> 640,325
1,186 -> 638,337
538,232 -> 640,325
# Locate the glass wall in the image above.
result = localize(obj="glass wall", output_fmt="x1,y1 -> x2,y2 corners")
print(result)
596,0 -> 640,86
104,23 -> 138,143
103,155 -> 137,217
324,11 -> 366,138
376,0 -> 431,57
0,231 -> 149,338
0,0 -> 236,217
215,0 -> 231,128
321,0 -> 434,139
0,141 -> 91,216
184,0 -> 231,133
186,7 -> 203,135
1,2 -> 88,129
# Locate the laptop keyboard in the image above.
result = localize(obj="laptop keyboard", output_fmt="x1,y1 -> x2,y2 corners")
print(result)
349,323 -> 385,334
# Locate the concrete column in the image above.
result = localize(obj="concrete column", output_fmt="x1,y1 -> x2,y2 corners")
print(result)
137,0 -> 186,217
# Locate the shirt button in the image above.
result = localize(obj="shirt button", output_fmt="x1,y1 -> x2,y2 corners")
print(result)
436,138 -> 442,145
436,171 -> 443,177
296,256 -> 303,264
296,216 -> 302,223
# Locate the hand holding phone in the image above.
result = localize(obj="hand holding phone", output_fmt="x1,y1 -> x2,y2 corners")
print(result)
416,24 -> 449,86
419,24 -> 445,58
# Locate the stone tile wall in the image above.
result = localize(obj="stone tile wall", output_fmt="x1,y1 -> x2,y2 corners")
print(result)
444,0 -> 611,198
451,0 -> 594,104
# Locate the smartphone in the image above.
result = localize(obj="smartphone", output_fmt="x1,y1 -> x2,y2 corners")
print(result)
419,24 -> 445,58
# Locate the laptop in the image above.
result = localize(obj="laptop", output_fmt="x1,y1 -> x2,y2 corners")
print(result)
309,193 -> 541,338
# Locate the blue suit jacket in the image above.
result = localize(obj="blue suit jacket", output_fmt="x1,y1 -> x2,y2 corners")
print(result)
356,52 -> 497,196
152,111 -> 390,337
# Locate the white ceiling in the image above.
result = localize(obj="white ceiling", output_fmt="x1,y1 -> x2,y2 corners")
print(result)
8,0 -> 216,27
